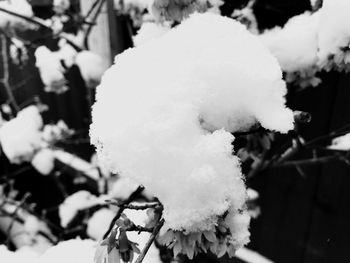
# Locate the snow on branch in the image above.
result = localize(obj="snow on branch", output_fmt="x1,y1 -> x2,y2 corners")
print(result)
90,13 -> 294,259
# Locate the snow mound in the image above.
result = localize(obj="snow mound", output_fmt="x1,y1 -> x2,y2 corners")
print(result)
38,239 -> 96,263
75,51 -> 106,88
329,133 -> 350,151
318,0 -> 350,65
0,106 -> 43,164
260,11 -> 320,72
133,22 -> 171,46
90,13 -> 293,232
87,208 -> 115,240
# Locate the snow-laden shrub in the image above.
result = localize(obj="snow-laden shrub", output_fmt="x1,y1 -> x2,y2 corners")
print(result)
59,191 -> 103,227
35,46 -> 68,94
260,11 -> 321,88
90,13 -> 294,257
0,0 -> 34,30
260,12 -> 320,73
260,0 -> 350,87
317,0 -> 350,71
150,0 -> 223,22
0,106 -> 43,164
75,51 -> 107,88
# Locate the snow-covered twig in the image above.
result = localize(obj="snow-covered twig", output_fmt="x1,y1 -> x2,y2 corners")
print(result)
103,185 -> 145,239
134,218 -> 165,263
105,200 -> 161,210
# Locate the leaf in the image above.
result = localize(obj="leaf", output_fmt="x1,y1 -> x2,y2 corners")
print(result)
185,244 -> 195,260
173,241 -> 182,257
158,231 -> 175,245
130,242 -> 141,254
118,230 -> 130,253
203,231 -> 216,243
108,247 -> 121,263
94,244 -> 108,263
217,243 -> 227,258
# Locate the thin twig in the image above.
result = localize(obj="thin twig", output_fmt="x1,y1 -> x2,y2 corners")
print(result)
134,218 -> 165,263
0,34 -> 20,112
6,193 -> 31,246
127,224 -> 153,233
103,185 -> 145,239
272,155 -> 340,168
106,201 -> 160,210
0,7 -> 48,29
83,0 -> 107,49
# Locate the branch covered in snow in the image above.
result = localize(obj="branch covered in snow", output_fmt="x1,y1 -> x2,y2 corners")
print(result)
260,0 -> 350,88
91,13 -> 294,259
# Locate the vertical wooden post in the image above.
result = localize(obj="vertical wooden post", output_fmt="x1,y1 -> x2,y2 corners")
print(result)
79,0 -> 117,68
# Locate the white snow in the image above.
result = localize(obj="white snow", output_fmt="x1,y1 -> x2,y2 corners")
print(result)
35,46 -> 68,93
109,176 -> 140,200
329,133 -> 350,151
38,239 -> 96,263
260,11 -> 320,73
90,13 -> 293,234
0,0 -> 34,29
0,106 -> 43,164
124,208 -> 162,263
53,0 -> 70,14
0,246 -> 38,263
59,191 -> 102,227
75,51 -> 106,88
87,208 -> 115,240
236,247 -> 274,263
133,22 -> 171,46
31,149 -> 55,175
317,0 -> 350,66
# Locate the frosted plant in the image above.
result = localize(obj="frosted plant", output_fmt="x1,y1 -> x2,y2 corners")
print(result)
59,191 -> 103,227
317,0 -> 350,72
91,13 -> 294,259
0,0 -> 34,30
35,46 -> 68,94
150,0 -> 223,22
0,106 -> 43,164
75,51 -> 107,88
31,149 -> 56,175
260,11 -> 321,88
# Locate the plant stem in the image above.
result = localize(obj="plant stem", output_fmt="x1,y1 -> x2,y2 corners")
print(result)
134,218 -> 165,263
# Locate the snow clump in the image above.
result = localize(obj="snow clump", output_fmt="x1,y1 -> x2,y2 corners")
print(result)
91,12 -> 293,236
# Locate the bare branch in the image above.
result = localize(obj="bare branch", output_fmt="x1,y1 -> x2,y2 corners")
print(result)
0,34 -> 20,112
103,185 -> 145,239
134,218 -> 165,263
